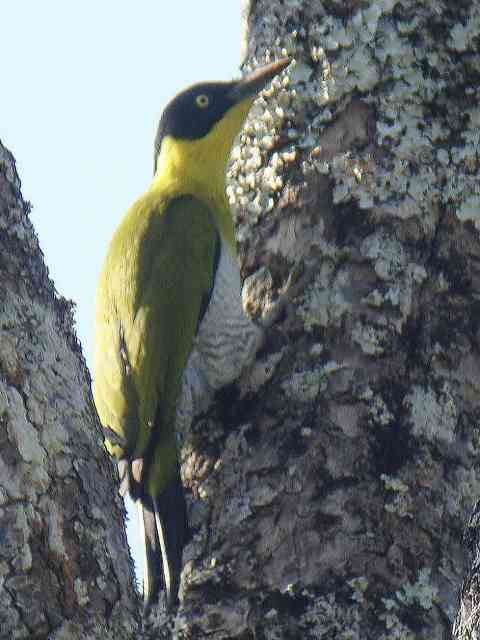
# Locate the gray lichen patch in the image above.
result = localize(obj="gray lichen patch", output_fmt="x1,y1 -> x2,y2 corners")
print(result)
404,384 -> 458,444
281,369 -> 325,402
298,264 -> 353,331
352,322 -> 389,356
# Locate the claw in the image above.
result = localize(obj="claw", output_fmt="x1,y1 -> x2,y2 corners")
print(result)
259,261 -> 315,329
102,425 -> 126,448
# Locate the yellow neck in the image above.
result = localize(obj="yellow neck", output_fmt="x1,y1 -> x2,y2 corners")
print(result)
151,97 -> 254,252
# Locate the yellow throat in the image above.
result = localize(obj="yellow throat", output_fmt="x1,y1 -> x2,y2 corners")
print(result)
151,97 -> 254,250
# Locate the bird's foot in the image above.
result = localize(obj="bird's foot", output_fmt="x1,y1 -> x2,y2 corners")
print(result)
102,425 -> 126,448
258,260 -> 315,329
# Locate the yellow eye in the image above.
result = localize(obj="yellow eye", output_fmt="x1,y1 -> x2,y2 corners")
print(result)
195,94 -> 210,109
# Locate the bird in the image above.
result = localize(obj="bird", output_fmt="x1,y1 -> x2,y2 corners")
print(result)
92,57 -> 291,614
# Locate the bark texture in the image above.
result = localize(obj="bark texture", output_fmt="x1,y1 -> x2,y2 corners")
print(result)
169,1 -> 480,638
0,142 -> 138,638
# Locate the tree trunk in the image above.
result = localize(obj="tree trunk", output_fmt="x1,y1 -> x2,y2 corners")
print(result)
174,1 -> 480,638
0,142 -> 138,638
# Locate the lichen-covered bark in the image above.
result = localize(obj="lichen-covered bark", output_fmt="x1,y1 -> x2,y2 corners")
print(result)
170,1 -> 480,638
0,142 -> 139,639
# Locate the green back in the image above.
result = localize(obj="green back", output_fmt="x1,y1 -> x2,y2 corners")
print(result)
94,193 -> 219,494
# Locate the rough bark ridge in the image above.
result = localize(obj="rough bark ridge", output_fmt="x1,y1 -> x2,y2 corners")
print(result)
170,1 -> 480,638
0,142 -> 138,638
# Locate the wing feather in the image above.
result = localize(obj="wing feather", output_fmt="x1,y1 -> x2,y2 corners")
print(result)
93,193 -> 220,487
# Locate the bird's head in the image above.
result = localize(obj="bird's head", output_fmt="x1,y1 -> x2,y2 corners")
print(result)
152,58 -> 291,189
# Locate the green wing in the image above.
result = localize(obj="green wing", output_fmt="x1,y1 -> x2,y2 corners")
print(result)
93,193 -> 220,495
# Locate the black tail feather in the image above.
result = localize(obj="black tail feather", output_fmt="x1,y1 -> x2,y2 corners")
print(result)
139,496 -> 163,613
139,471 -> 188,614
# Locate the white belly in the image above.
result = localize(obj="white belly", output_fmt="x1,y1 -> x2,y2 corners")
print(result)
176,241 -> 262,436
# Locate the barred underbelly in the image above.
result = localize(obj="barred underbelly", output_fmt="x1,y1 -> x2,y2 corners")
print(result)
177,241 -> 262,433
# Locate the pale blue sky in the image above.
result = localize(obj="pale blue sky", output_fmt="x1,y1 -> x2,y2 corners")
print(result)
2,1 -> 242,586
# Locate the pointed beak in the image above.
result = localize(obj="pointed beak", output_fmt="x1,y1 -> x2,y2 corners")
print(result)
229,58 -> 291,103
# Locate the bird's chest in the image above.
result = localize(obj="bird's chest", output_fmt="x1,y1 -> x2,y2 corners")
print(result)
176,242 -> 262,431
